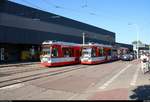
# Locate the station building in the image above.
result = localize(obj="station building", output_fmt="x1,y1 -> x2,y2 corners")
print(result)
0,0 -> 132,63
115,43 -> 133,52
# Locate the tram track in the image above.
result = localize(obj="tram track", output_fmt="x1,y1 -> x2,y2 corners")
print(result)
0,64 -> 81,76
0,65 -> 86,76
0,64 -> 82,82
0,64 -> 42,71
0,61 -> 123,88
0,64 -> 89,88
0,67 -> 45,76
0,62 -> 40,68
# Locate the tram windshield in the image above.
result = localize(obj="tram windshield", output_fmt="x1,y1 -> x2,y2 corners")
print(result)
41,47 -> 51,56
82,48 -> 91,57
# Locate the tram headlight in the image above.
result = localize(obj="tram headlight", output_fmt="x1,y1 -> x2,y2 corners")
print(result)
42,57 -> 48,62
82,57 -> 91,62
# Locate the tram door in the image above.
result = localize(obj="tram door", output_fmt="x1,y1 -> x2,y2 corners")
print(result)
0,48 -> 4,61
74,48 -> 81,62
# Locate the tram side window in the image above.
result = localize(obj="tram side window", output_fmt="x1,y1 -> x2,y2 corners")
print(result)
51,48 -> 59,57
63,48 -> 72,57
99,49 -> 103,56
71,49 -> 74,57
108,50 -> 112,56
92,48 -> 96,57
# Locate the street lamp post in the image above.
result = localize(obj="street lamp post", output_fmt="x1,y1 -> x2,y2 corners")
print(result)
149,45 -> 150,54
128,23 -> 140,59
83,32 -> 85,45
135,24 -> 140,59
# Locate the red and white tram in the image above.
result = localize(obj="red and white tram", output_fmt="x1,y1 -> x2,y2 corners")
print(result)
80,43 -> 113,64
40,41 -> 81,67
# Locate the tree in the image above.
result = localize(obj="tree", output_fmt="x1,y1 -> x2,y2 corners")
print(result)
132,40 -> 142,45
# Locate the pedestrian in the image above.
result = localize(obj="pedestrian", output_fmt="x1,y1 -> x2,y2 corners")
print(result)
140,53 -> 149,74
147,53 -> 150,71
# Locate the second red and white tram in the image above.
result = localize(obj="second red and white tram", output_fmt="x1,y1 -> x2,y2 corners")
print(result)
80,43 -> 113,64
40,41 -> 81,67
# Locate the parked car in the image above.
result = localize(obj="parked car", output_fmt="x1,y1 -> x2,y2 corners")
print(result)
121,54 -> 134,61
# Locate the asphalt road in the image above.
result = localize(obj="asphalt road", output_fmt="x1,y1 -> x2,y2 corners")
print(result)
0,60 -> 149,100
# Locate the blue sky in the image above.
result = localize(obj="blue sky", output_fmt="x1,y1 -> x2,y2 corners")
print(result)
9,0 -> 150,44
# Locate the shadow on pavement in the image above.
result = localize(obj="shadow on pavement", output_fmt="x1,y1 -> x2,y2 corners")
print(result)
130,85 -> 150,100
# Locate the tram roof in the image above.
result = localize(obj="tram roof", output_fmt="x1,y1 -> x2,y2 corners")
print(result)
42,40 -> 81,46
82,43 -> 112,48
42,41 -> 113,48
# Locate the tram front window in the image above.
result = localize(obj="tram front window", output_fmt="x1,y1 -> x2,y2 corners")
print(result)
42,47 -> 51,56
82,48 -> 91,57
